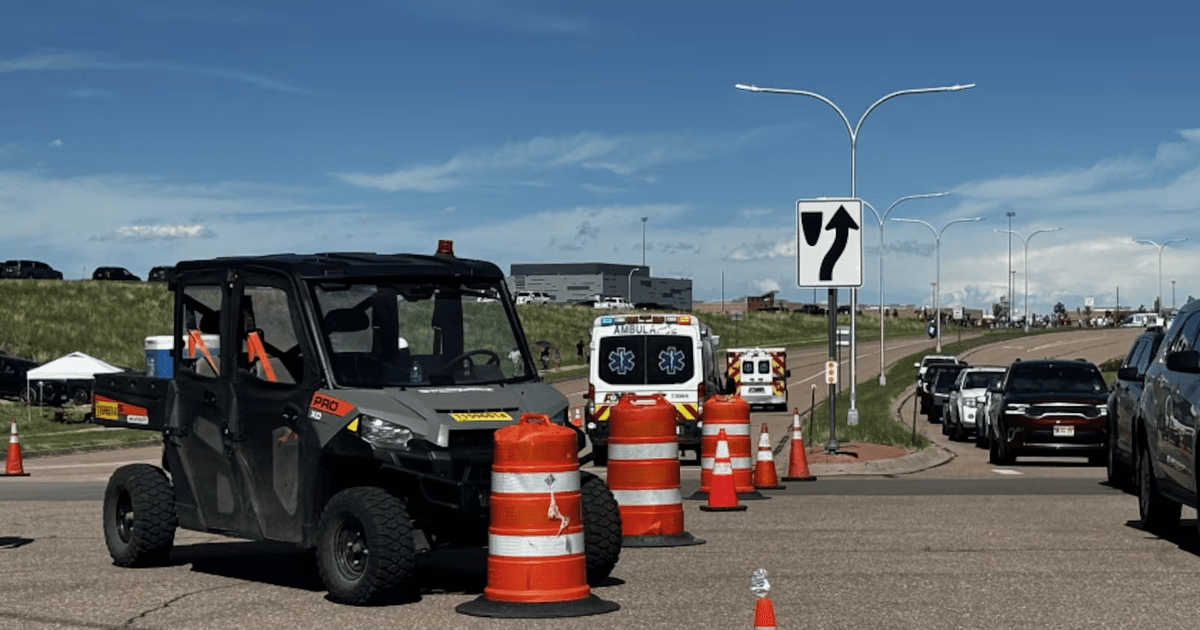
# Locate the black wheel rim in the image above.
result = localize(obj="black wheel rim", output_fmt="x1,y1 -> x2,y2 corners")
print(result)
334,516 -> 369,581
115,489 -> 134,543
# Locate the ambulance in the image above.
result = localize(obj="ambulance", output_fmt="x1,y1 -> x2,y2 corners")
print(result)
584,313 -> 726,465
726,347 -> 789,410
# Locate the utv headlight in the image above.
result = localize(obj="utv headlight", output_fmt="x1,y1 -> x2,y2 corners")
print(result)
358,414 -> 414,448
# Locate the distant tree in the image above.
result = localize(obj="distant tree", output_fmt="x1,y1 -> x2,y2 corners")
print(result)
1053,302 -> 1067,317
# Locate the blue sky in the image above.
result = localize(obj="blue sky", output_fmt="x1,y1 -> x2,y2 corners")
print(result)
3,0 -> 1200,317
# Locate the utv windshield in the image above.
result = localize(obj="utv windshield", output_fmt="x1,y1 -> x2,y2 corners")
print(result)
597,335 -> 695,386
311,278 -> 533,387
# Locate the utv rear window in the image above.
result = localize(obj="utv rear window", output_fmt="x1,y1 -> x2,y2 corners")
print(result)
598,335 -> 694,386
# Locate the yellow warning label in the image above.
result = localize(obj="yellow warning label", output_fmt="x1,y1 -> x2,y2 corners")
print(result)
96,401 -> 119,420
450,411 -> 513,422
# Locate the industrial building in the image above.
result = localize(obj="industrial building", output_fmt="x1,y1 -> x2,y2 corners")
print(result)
509,263 -> 692,311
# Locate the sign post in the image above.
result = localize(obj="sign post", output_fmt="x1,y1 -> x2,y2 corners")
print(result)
796,198 -> 863,453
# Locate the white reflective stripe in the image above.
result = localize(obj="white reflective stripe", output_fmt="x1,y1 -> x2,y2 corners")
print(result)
702,423 -> 750,436
714,461 -> 733,475
702,457 -> 753,469
757,450 -> 773,462
609,442 -> 679,461
491,471 -> 580,494
489,532 -> 585,557
611,488 -> 683,506
758,433 -> 771,447
792,429 -> 803,440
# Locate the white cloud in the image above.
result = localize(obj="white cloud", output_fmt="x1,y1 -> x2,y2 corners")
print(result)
751,279 -> 782,294
92,224 -> 214,242
0,51 -> 303,94
49,139 -> 63,147
334,128 -> 768,192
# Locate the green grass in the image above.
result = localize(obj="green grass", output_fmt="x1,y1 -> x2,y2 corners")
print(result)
1,403 -> 159,456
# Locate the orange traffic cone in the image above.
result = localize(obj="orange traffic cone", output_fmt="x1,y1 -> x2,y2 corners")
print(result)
570,406 -> 583,428
753,423 -> 785,490
754,596 -> 778,630
781,409 -> 815,482
699,429 -> 746,512
4,418 -> 28,477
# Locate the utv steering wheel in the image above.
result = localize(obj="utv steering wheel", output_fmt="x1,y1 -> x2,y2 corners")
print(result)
445,349 -> 503,376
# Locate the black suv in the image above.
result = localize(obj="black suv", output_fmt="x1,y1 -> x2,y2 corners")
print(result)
92,267 -> 141,282
917,359 -> 965,416
929,363 -> 969,424
2,260 -> 63,280
147,266 -> 175,283
0,354 -> 64,405
986,358 -> 1110,465
1134,298 -> 1200,532
1107,327 -> 1165,489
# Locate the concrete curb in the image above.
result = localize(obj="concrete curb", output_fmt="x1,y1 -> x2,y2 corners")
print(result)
803,383 -> 956,477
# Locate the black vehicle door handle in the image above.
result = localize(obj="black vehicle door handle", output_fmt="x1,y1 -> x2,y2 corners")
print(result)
283,403 -> 302,426
203,391 -> 218,408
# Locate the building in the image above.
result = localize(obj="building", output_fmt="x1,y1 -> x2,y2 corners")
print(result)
509,263 -> 692,311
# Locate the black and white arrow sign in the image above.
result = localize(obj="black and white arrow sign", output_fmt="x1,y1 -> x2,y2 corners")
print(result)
795,198 -> 864,288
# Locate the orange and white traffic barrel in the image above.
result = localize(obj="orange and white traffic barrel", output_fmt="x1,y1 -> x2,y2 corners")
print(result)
687,394 -> 766,501
607,394 -> 704,548
457,413 -> 618,618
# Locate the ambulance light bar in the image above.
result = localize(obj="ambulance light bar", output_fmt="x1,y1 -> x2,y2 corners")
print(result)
598,314 -> 694,326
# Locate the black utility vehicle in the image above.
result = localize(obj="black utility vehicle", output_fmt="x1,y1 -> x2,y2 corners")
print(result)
986,359 -> 1110,465
930,363 -> 969,424
2,260 -> 63,280
147,266 -> 175,283
92,266 -> 141,282
95,243 -> 622,605
1107,327 -> 1164,489
917,359 -> 966,417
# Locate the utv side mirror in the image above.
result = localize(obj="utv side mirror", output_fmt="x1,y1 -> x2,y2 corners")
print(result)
1166,350 -> 1200,374
1116,366 -> 1143,382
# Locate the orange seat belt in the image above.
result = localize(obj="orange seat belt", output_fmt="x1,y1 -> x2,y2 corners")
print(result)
246,331 -> 277,382
187,330 -> 220,376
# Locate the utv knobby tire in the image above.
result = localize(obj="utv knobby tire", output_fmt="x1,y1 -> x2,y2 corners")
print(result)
103,464 -> 177,567
316,487 -> 416,605
1137,440 -> 1181,533
580,471 -> 621,586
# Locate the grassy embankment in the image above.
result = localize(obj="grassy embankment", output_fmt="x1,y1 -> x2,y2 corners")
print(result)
0,278 -> 941,455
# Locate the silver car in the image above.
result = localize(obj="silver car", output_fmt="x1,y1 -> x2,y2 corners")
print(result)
945,366 -> 1006,442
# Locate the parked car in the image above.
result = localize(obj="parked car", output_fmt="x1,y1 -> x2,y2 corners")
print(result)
1133,298 -> 1200,532
986,358 -> 1110,465
945,366 -> 1006,442
2,259 -> 63,280
92,266 -> 141,282
514,291 -> 552,305
914,354 -> 961,384
147,266 -> 175,283
916,357 -> 965,416
593,296 -> 634,309
929,363 -> 970,424
1106,327 -> 1165,490
0,354 -> 64,405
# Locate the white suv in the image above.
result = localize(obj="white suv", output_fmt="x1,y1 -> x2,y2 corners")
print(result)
944,366 -> 1006,442
515,291 -> 552,305
593,296 -> 634,309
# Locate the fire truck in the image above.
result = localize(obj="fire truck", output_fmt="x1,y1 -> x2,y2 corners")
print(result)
725,347 -> 789,411
583,313 -> 726,465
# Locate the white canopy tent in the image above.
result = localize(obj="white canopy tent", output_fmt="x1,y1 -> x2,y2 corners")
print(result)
26,351 -> 123,384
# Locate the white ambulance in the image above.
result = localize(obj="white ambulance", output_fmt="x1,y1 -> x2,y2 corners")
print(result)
584,313 -> 726,465
726,347 -> 789,411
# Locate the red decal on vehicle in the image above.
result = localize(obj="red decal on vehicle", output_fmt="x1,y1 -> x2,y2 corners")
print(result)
311,393 -> 352,417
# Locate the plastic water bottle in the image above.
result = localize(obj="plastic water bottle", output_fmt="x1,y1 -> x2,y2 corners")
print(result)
410,361 -> 423,383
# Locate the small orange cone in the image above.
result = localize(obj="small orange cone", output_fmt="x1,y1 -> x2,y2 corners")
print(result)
4,418 -> 29,477
754,597 -> 778,630
781,409 -> 815,482
570,406 -> 583,428
699,429 -> 746,512
753,423 -> 785,490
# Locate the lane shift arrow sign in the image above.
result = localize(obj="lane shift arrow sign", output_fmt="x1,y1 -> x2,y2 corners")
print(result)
819,205 -> 860,281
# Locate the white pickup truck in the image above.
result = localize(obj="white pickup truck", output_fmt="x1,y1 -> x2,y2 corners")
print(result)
593,295 -> 634,309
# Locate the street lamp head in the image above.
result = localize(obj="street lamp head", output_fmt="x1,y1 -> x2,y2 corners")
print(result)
734,84 -> 760,92
949,84 -> 977,91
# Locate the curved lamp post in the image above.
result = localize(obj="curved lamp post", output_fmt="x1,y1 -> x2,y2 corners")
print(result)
891,216 -> 982,353
735,82 -> 974,424
994,227 -> 1062,332
1134,238 -> 1186,316
863,192 -> 950,385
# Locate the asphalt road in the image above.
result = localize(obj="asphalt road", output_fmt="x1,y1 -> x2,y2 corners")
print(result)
7,327 -> 1200,630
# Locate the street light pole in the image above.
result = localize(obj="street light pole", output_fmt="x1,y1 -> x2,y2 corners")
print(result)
627,267 -> 640,302
993,227 -> 1063,333
891,216 -> 982,353
735,81 -> 975,425
1005,212 -> 1015,326
641,217 -> 648,268
1134,238 -> 1187,317
863,192 -> 950,386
